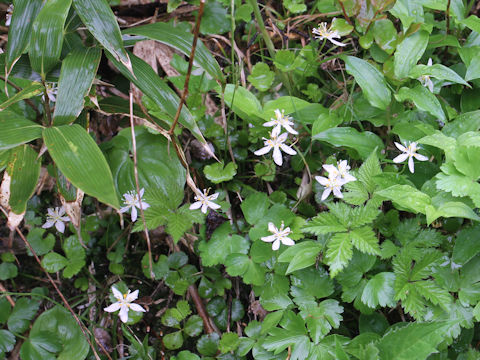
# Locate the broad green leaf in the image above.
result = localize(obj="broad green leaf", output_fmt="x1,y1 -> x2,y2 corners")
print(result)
106,51 -> 207,145
5,0 -> 43,76
0,112 -> 43,150
43,125 -> 119,208
394,30 -> 429,79
225,253 -> 265,286
326,232 -> 353,277
53,47 -> 101,125
459,47 -> 480,81
372,19 -> 397,54
20,306 -> 89,360
314,127 -> 384,159
0,262 -> 17,280
389,0 -> 424,29
29,0 -> 72,78
361,272 -> 396,308
204,162 -> 237,183
343,56 -> 391,110
262,96 -> 311,121
436,172 -> 480,207
284,242 -> 322,274
453,225 -> 480,265
123,22 -> 223,82
395,85 -> 446,122
26,228 -> 55,256
164,331 -> 183,350
443,110 -> 480,137
8,298 -> 40,334
409,64 -> 469,86
377,184 -> 431,214
460,15 -> 480,34
6,145 -> 41,214
248,62 -> 274,91
425,202 -> 480,225
73,0 -> 131,70
41,252 -> 68,273
376,322 -> 453,360
418,131 -> 456,160
0,330 -> 15,355
0,82 -> 43,110
222,84 -> 262,122
453,146 -> 480,180
240,192 -> 269,225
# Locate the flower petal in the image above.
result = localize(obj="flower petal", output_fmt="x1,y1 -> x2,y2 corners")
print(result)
272,239 -> 281,251
112,286 -> 123,300
55,221 -> 65,233
321,188 -> 332,201
343,174 -> 357,183
263,120 -> 276,127
189,201 -> 202,210
393,153 -> 409,163
42,221 -> 55,229
413,153 -> 428,161
394,142 -> 407,152
280,143 -> 297,156
254,145 -> 272,156
284,123 -> 298,135
126,289 -> 139,302
129,303 -> 146,313
315,176 -> 329,186
119,206 -> 131,214
206,200 -> 221,210
333,187 -> 344,198
268,222 -> 277,233
408,157 -> 415,173
104,302 -> 121,313
131,207 -> 138,222
118,305 -> 129,323
281,237 -> 295,246
201,203 -> 208,214
272,146 -> 283,166
328,37 -> 346,47
261,235 -> 277,243
322,164 -> 338,176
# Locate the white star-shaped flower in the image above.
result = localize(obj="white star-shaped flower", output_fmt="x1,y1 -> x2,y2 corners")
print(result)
393,141 -> 428,173
315,175 -> 347,201
119,188 -> 150,222
42,206 -> 70,233
418,58 -> 434,93
312,22 -> 346,47
440,256 -> 461,270
263,109 -> 298,136
104,286 -> 146,323
261,221 -> 295,251
189,189 -> 221,214
254,132 -> 297,166
322,160 -> 356,183
5,4 -> 13,27
42,82 -> 58,103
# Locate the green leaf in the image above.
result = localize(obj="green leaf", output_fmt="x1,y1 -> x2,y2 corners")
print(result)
435,172 -> 480,207
204,162 -> 237,183
141,253 -> 169,280
219,333 -> 239,353
73,0 -> 131,70
184,315 -> 203,337
166,207 -> 195,243
409,64 -> 469,86
394,30 -> 429,79
241,192 -> 269,225
0,330 -> 15,354
200,0 -> 230,35
454,146 -> 480,180
164,331 -> 183,350
0,112 -> 43,150
6,145 -> 41,214
350,226 -> 380,255
460,15 -> 480,33
314,127 -> 384,159
106,51 -> 207,145
361,272 -> 395,308
395,85 -> 446,122
53,47 -> 102,125
20,306 -> 89,360
326,232 -> 353,277
123,22 -> 223,82
0,82 -> 43,111
43,125 -> 119,208
425,202 -> 480,225
300,300 -> 343,343
222,84 -> 262,122
453,225 -> 480,265
343,56 -> 391,110
26,229 -> 55,256
225,253 -> 265,286
372,19 -> 397,54
248,62 -> 275,91
376,322 -> 454,360
0,262 -> 17,280
5,0 -> 43,76
377,184 -> 431,214
389,0 -> 424,29
8,298 -> 40,334
41,252 -> 68,273
277,241 -> 322,274
29,0 -> 72,78
418,131 -> 456,161
196,333 -> 220,356
302,212 -> 347,235
274,50 -> 296,72
358,150 -> 382,194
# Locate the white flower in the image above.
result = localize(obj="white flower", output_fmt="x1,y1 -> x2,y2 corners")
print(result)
393,141 -> 428,173
5,4 -> 13,27
315,175 -> 347,201
119,188 -> 150,222
418,58 -> 434,93
41,83 -> 58,103
322,160 -> 356,183
104,286 -> 146,323
189,189 -> 221,214
440,256 -> 461,270
254,132 -> 297,166
263,109 -> 298,136
312,22 -> 346,47
261,221 -> 295,251
42,206 -> 70,233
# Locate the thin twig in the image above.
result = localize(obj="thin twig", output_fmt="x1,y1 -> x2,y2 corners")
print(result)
446,0 -> 451,35
337,0 -> 354,26
168,0 -> 206,135
129,91 -> 154,279
0,282 -> 15,306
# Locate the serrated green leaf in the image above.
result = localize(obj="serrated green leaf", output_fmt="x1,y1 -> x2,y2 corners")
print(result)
300,300 -> 343,343
302,212 -> 347,235
41,252 -> 68,273
326,232 -> 353,277
358,150 -> 382,194
350,226 -> 380,255
8,298 -> 40,334
361,272 -> 396,308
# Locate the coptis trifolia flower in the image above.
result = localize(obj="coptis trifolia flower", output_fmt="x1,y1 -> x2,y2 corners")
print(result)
42,206 -> 70,233
189,189 -> 221,214
119,188 -> 150,222
254,132 -> 297,166
42,83 -> 58,103
440,256 -> 461,271
418,58 -> 434,93
393,141 -> 428,174
5,4 -> 13,27
263,109 -> 298,136
323,160 -> 356,183
312,22 -> 346,47
315,175 -> 347,201
261,221 -> 295,251
104,286 -> 146,323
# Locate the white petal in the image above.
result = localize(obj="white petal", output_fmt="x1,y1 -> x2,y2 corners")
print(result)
277,132 -> 288,142
322,164 -> 338,176
393,153 -> 409,163
408,157 -> 415,173
47,208 -> 55,216
343,174 -> 357,183
104,302 -> 121,313
131,207 -> 138,222
268,222 -> 277,233
129,303 -> 146,312
414,153 -> 428,161
263,120 -> 276,127
272,147 -> 283,166
190,201 -> 203,210
58,207 -> 66,216
271,125 -> 281,137
394,142 -> 407,152
206,200 -> 221,210
283,123 -> 298,135
280,144 -> 297,156
201,203 -> 208,214
328,37 -> 346,47
427,58 -> 433,66
271,239 -> 281,251
254,145 -> 272,156
333,187 -> 344,198
119,206 -> 131,214
140,201 -> 150,210
119,305 -> 129,323
55,221 -> 65,233
315,176 -> 329,186
427,79 -> 434,93
126,289 -> 139,302
281,237 -> 295,246
112,286 -> 123,300
139,188 -> 145,197
261,235 -> 277,243
321,188 -> 332,201
42,220 -> 55,229
209,193 -> 219,200
60,216 -> 70,222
